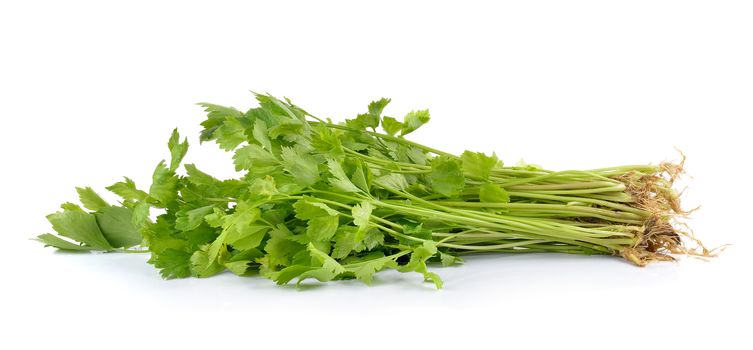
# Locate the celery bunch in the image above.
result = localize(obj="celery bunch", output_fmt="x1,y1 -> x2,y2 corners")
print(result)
37,94 -> 705,288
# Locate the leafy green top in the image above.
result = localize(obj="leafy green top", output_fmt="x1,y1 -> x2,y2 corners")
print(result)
39,93 -> 539,288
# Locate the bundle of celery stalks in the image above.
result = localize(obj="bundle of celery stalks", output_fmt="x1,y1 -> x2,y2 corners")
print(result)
37,93 -> 708,288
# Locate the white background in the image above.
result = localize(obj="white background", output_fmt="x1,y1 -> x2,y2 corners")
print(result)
1,1 -> 751,348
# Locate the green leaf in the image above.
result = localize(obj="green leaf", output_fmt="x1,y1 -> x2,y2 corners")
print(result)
95,206 -> 142,248
149,160 -> 180,206
402,222 -> 433,241
349,98 -> 390,131
307,243 -> 346,275
306,215 -> 339,241
227,225 -> 269,250
439,251 -> 464,267
311,123 -> 344,156
184,224 -> 219,248
429,156 -> 465,197
375,173 -> 409,191
479,183 -> 510,203
175,205 -> 215,232
131,201 -> 150,228
35,233 -> 95,251
359,229 -> 384,251
46,208 -> 112,251
351,201 -> 373,230
293,198 -> 339,220
349,114 -> 378,130
198,103 -> 243,142
350,162 -> 371,193
150,249 -> 192,279
141,215 -> 186,254
350,254 -> 398,285
204,207 -> 226,228
207,202 -> 261,264
252,118 -> 273,151
61,202 -> 84,211
264,225 -> 305,268
368,98 -> 391,120
233,144 -> 279,171
190,247 -> 225,278
398,240 -> 442,289
423,271 -> 443,289
184,164 -> 220,187
76,187 -> 109,211
381,116 -> 403,136
261,207 -> 290,226
269,118 -> 308,145
296,268 -> 337,286
256,93 -> 303,120
106,177 -> 149,202
326,158 -> 361,192
272,265 -> 318,285
461,151 -> 500,181
331,226 -> 359,259
280,146 -> 320,187
228,248 -> 264,263
405,146 -> 428,165
401,109 -> 430,136
168,128 -> 189,172
225,260 -> 251,276
249,176 -> 278,199
214,116 -> 247,151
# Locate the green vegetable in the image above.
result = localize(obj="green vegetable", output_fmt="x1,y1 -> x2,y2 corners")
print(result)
36,93 -> 707,288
